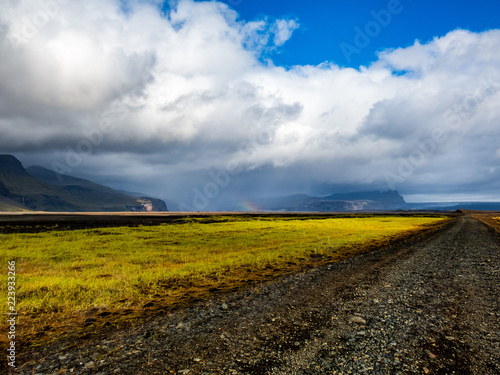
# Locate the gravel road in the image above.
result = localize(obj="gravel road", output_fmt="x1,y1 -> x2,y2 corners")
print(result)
16,214 -> 500,375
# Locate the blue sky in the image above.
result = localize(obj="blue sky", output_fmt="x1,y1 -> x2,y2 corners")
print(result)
205,0 -> 500,68
2,0 -> 500,207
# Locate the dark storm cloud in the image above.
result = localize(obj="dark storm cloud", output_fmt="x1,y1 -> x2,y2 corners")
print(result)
1,1 -> 500,204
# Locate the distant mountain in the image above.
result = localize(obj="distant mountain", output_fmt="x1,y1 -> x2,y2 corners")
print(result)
324,190 -> 407,209
256,190 -> 408,212
0,155 -> 167,212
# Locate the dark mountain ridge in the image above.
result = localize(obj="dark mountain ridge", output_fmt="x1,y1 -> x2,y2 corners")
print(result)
0,155 -> 167,212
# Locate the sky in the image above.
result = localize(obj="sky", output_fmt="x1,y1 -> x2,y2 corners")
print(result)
1,0 -> 500,210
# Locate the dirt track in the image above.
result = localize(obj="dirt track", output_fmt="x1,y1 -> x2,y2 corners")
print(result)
15,214 -> 500,374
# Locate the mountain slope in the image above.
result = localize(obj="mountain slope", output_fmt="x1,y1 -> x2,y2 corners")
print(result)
0,155 -> 168,212
27,166 -> 126,195
0,155 -> 79,211
0,195 -> 29,212
27,165 -> 168,212
27,166 -> 141,209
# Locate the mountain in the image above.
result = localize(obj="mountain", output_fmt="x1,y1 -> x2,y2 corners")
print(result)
27,165 -> 124,194
0,155 -> 167,212
0,195 -> 29,212
0,154 -> 78,211
324,190 -> 407,209
255,190 -> 408,212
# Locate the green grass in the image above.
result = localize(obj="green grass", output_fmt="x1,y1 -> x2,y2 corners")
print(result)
1,215 -> 448,321
0,200 -> 28,212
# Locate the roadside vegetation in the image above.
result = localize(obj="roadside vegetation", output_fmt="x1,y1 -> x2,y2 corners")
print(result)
0,214 -> 449,347
471,211 -> 500,233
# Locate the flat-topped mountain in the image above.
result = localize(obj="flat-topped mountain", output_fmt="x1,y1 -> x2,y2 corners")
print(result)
0,155 -> 167,212
324,190 -> 407,208
255,190 -> 408,212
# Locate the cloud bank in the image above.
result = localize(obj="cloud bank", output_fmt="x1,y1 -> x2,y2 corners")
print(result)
1,0 -> 500,207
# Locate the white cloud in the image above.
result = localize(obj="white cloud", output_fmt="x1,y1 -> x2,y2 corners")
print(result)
1,0 -> 500,202
272,19 -> 299,47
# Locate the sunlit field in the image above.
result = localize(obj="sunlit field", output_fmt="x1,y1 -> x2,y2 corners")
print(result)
1,214 -> 448,347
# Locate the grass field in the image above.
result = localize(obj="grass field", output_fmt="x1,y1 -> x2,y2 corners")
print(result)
471,211 -> 500,233
0,214 -> 449,347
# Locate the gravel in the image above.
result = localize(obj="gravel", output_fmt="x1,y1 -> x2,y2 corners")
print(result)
14,214 -> 500,374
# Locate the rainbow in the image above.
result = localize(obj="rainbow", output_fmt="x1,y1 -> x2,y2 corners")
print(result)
238,199 -> 261,212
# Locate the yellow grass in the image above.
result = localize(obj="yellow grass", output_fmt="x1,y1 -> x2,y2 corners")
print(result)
0,214 -> 448,347
1,215 -> 446,315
